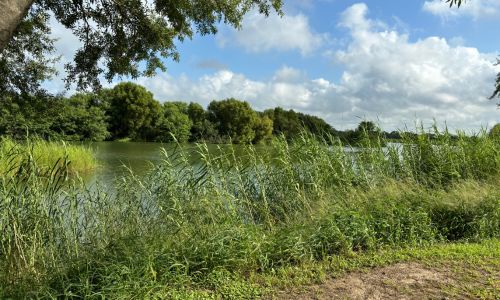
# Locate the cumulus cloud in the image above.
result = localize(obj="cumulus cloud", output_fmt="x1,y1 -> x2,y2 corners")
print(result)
135,67 -> 343,113
423,0 -> 500,19
136,3 -> 500,131
45,3 -> 500,131
332,3 -> 499,129
218,11 -> 326,55
43,16 -> 80,94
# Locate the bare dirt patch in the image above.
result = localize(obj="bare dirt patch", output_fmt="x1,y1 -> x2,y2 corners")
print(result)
274,262 -> 499,299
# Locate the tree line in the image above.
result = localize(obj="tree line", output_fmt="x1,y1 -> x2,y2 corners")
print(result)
0,82 -> 393,144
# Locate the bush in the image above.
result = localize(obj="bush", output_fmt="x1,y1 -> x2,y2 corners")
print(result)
1,129 -> 499,298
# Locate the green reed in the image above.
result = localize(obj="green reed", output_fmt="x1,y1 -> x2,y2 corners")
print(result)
0,126 -> 499,298
0,137 -> 97,175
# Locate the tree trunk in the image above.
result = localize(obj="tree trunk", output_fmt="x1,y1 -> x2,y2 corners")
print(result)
0,0 -> 34,52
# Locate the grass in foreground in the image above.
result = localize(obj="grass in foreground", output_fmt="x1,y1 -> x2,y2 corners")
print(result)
0,128 -> 499,298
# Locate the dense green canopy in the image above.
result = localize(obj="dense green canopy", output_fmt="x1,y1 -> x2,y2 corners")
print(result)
0,7 -> 57,95
208,98 -> 259,144
1,82 -> 476,145
0,82 -> 348,144
0,0 -> 282,92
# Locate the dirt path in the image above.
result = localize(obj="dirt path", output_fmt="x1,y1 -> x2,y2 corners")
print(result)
274,261 -> 499,299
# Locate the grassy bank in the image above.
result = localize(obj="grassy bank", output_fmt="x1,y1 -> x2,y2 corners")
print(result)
0,129 -> 499,298
268,239 -> 500,299
0,137 -> 96,175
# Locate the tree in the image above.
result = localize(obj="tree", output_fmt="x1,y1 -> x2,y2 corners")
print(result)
385,130 -> 402,140
208,98 -> 258,144
354,120 -> 383,145
265,107 -> 301,140
156,102 -> 193,143
101,82 -> 161,140
0,6 -> 57,95
0,0 -> 33,52
357,121 -> 378,133
52,93 -> 109,141
0,93 -> 63,139
187,102 -> 206,125
490,123 -> 500,137
0,0 -> 282,90
187,102 -> 219,142
253,115 -> 273,143
297,112 -> 336,139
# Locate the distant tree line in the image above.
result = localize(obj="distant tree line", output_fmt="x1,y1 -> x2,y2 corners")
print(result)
3,81 -> 479,145
0,82 -> 334,144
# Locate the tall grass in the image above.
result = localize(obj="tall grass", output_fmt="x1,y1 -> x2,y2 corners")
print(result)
0,137 -> 96,175
0,127 -> 499,298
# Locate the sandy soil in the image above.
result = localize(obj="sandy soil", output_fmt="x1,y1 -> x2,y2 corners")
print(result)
273,262 -> 499,299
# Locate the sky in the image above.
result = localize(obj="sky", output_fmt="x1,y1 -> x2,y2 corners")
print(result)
44,0 -> 500,132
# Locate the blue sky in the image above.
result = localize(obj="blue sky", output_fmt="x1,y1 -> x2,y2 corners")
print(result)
47,0 -> 500,131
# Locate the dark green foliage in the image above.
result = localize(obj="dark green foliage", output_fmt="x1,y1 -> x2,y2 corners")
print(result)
253,115 -> 274,143
0,6 -> 57,95
34,0 -> 283,90
2,81 -> 487,147
101,82 -> 162,140
265,107 -> 302,139
1,82 -> 340,143
188,102 -> 220,142
0,94 -> 53,139
156,102 -> 193,142
264,107 -> 337,141
188,102 -> 206,123
51,93 -> 110,141
385,130 -> 402,140
337,120 -> 384,146
208,98 -> 259,144
430,199 -> 500,241
297,112 -> 337,139
0,93 -> 108,141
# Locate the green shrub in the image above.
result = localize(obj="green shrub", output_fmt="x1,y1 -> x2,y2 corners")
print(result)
1,128 -> 499,298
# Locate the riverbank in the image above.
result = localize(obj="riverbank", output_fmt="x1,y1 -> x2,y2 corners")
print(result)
0,137 -> 96,175
271,239 -> 499,299
0,131 -> 498,298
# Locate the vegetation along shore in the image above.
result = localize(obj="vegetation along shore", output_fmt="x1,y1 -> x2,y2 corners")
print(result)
1,82 -> 451,146
1,0 -> 499,298
0,128 -> 498,298
0,137 -> 96,175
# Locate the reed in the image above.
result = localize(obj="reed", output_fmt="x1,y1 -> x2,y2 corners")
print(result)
0,137 -> 96,175
0,127 -> 498,298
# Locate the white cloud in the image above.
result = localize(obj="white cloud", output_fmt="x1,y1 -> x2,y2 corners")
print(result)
219,11 -> 326,55
43,16 -> 80,94
136,3 -> 500,131
136,70 -> 264,107
273,66 -> 304,82
330,3 -> 500,129
44,3 -> 500,131
135,67 -> 342,112
423,0 -> 500,19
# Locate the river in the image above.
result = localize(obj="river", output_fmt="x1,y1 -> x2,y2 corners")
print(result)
80,141 -> 269,186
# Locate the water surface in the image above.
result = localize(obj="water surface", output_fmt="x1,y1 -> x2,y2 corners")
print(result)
81,142 -> 266,186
